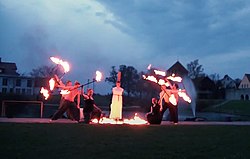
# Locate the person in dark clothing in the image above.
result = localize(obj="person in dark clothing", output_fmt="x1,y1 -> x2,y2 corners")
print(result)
82,88 -> 102,124
146,98 -> 162,124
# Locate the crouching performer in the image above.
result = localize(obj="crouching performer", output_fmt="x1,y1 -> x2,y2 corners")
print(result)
82,88 -> 102,124
146,98 -> 162,124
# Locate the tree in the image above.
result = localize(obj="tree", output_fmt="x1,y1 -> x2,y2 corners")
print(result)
105,65 -> 140,97
30,65 -> 63,78
209,73 -> 220,83
187,59 -> 205,79
105,66 -> 118,87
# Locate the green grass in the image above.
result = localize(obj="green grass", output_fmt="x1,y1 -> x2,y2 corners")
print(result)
0,123 -> 250,159
204,100 -> 250,116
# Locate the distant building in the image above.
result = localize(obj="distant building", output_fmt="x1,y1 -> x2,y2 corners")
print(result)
220,75 -> 237,89
238,74 -> 250,89
167,61 -> 189,76
0,58 -> 47,95
226,74 -> 250,100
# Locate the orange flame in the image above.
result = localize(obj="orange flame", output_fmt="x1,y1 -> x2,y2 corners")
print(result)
49,78 -> 56,91
50,57 -> 70,73
40,87 -> 50,100
169,94 -> 177,106
95,71 -> 102,82
60,90 -> 70,95
167,74 -> 182,82
143,73 -> 191,105
91,113 -> 148,125
123,113 -> 148,125
178,90 -> 192,103
154,70 -> 166,76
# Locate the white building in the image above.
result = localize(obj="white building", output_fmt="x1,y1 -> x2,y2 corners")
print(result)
0,58 -> 47,95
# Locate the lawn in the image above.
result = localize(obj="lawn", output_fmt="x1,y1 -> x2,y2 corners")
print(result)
0,123 -> 250,159
204,100 -> 250,116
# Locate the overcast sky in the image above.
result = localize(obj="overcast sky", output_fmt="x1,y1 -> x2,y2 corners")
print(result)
1,0 -> 250,94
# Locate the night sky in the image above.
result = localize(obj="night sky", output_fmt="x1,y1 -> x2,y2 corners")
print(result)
1,0 -> 250,94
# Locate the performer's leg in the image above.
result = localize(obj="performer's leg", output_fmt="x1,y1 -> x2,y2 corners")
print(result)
83,112 -> 91,124
51,101 -> 69,120
69,103 -> 80,122
92,106 -> 102,121
173,106 -> 178,123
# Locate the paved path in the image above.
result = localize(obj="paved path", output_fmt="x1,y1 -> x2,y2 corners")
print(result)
1,118 -> 250,125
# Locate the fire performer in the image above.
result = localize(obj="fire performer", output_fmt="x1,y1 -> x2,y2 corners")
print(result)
159,83 -> 179,124
109,72 -> 124,120
146,98 -> 162,124
82,88 -> 102,124
50,81 -> 81,122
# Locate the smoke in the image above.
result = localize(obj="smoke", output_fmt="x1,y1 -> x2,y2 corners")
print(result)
19,25 -> 55,71
182,76 -> 197,117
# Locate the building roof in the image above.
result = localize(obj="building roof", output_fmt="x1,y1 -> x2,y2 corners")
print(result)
167,61 -> 189,76
245,74 -> 250,82
0,58 -> 19,76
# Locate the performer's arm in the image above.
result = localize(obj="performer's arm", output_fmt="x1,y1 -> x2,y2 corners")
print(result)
81,88 -> 89,99
159,91 -> 164,111
77,91 -> 80,108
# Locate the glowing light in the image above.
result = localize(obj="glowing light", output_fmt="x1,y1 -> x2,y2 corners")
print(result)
123,113 -> 148,125
167,74 -> 182,82
91,113 -> 148,125
40,87 -> 50,100
95,71 -> 102,82
60,90 -> 70,95
147,64 -> 152,70
154,70 -> 166,76
50,56 -> 70,73
178,90 -> 192,103
49,78 -> 56,91
143,75 -> 158,83
169,94 -> 177,106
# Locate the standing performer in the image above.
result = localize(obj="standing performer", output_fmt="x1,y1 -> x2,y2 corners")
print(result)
51,81 -> 81,122
159,83 -> 179,124
109,72 -> 124,120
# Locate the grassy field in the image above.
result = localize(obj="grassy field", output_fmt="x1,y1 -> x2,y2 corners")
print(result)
0,123 -> 250,159
203,100 -> 250,115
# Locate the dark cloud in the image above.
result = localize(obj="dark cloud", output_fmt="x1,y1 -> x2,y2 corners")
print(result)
1,0 -> 250,94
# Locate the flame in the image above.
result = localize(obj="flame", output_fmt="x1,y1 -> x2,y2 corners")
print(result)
91,113 -> 148,125
123,113 -> 148,125
143,75 -> 158,83
147,64 -> 152,70
143,69 -> 192,105
154,70 -> 166,76
167,74 -> 182,82
49,78 -> 56,91
50,57 -> 70,73
60,90 -> 70,95
50,57 -> 60,64
95,71 -> 102,82
169,94 -> 177,106
40,87 -> 50,100
178,90 -> 192,103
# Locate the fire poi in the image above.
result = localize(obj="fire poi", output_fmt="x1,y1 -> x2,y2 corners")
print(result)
143,65 -> 191,105
143,64 -> 192,124
40,56 -> 149,125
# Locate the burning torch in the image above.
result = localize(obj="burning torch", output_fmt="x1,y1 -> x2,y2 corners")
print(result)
81,71 -> 102,87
